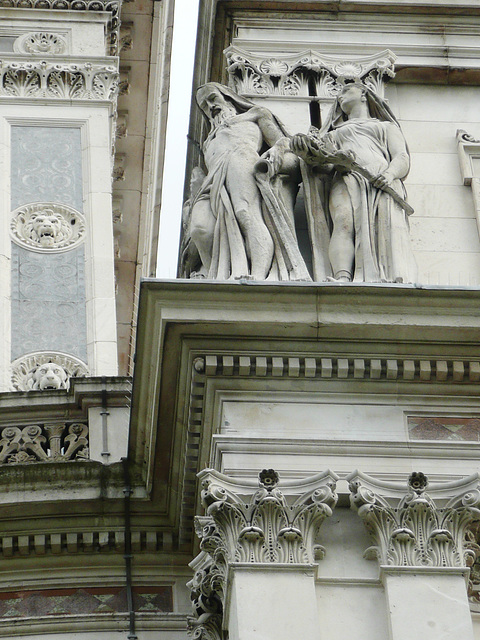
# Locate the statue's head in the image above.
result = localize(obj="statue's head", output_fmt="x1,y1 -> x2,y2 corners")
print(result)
196,82 -> 257,129
196,83 -> 239,126
337,82 -> 368,116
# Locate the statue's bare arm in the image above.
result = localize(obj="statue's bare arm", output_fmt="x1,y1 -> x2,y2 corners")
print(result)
373,123 -> 410,188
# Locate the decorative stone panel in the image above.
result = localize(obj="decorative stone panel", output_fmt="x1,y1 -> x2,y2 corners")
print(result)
11,126 -> 83,211
10,202 -> 86,252
0,0 -> 121,55
11,352 -> 88,391
11,246 -> 87,360
408,416 -> 480,442
0,586 -> 173,618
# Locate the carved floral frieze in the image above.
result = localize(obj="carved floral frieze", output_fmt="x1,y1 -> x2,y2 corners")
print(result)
14,32 -> 68,55
10,202 -> 86,252
0,422 -> 89,464
11,352 -> 89,392
225,46 -> 396,97
348,470 -> 480,569
0,58 -> 119,101
187,469 -> 338,640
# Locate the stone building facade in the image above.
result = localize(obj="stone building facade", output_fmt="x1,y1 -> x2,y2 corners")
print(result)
2,0 -> 480,639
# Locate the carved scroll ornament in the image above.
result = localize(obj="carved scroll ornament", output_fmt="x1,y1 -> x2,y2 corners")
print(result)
0,422 -> 88,464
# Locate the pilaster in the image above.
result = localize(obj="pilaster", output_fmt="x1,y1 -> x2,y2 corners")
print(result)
188,468 -> 338,640
348,470 -> 480,640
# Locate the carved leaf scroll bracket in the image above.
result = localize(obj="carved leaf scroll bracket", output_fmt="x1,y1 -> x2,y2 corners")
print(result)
187,468 -> 338,640
348,470 -> 480,571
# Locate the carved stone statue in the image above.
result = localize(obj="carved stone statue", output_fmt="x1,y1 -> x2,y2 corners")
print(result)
183,82 -> 309,281
292,81 -> 417,283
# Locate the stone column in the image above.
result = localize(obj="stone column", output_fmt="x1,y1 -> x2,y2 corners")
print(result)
187,468 -> 338,640
348,470 -> 480,640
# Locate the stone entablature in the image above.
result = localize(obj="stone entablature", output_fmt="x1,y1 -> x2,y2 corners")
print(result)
0,0 -> 121,55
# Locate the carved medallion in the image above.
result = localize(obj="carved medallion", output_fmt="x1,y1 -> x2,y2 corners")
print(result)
14,32 -> 68,55
10,203 -> 86,252
11,352 -> 89,392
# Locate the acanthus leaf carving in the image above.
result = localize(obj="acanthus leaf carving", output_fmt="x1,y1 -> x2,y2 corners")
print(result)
225,46 -> 396,98
0,57 -> 119,101
348,470 -> 480,570
187,469 -> 338,639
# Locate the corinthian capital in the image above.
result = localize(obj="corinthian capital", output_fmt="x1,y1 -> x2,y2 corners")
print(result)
347,470 -> 480,568
198,468 -> 338,565
187,469 -> 338,640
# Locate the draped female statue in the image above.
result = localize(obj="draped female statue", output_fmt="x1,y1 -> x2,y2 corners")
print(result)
292,82 -> 417,283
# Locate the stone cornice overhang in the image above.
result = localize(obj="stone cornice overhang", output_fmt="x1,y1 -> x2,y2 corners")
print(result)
214,0 -> 480,14
129,280 -> 480,550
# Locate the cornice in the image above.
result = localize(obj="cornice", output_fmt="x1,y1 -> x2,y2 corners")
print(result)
130,281 -> 480,553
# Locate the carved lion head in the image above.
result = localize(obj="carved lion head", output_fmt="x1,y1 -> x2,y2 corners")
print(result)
26,210 -> 68,247
27,362 -> 69,390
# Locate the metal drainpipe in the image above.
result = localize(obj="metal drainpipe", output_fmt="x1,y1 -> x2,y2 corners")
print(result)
100,376 -> 110,459
122,456 -> 137,640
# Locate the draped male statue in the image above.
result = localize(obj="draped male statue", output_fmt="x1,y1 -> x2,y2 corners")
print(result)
181,83 -> 310,281
292,81 -> 418,283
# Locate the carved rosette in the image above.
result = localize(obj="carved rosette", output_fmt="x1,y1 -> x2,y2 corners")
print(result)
10,202 -> 86,252
225,46 -> 396,98
187,469 -> 338,640
14,32 -> 68,55
348,470 -> 480,569
11,352 -> 89,392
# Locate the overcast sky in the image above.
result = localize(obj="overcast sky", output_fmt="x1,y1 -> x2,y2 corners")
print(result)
156,0 -> 200,278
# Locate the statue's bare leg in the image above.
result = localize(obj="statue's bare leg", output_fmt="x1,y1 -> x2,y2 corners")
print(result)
329,180 -> 355,281
190,197 -> 215,275
226,148 -> 274,280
